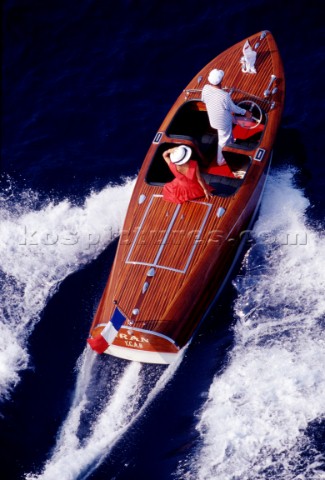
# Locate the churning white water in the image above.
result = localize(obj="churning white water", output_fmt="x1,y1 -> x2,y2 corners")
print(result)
1,175 -> 185,480
0,178 -> 135,400
2,167 -> 324,480
177,168 -> 325,480
25,347 -> 185,480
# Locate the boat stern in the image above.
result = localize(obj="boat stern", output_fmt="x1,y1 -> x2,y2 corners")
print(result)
88,324 -> 181,364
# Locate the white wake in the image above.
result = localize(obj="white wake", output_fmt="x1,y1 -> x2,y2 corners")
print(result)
0,178 -> 135,401
177,168 -> 325,479
25,347 -> 185,480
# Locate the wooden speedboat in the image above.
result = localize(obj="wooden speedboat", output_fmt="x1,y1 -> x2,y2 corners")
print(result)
87,31 -> 285,364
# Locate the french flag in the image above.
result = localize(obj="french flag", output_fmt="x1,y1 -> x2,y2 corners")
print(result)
87,308 -> 126,354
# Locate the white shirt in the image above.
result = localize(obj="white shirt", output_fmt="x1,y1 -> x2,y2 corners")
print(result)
201,84 -> 246,131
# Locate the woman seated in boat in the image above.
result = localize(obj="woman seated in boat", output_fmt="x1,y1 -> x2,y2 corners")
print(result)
162,145 -> 213,204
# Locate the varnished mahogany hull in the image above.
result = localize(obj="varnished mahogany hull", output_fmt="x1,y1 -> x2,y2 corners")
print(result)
88,31 -> 285,363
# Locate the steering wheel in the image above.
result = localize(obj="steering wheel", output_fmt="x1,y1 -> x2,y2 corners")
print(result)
235,100 -> 263,130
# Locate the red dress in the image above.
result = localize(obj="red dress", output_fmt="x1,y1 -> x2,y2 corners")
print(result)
163,160 -> 212,204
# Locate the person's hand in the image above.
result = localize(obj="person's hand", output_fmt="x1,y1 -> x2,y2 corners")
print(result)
166,147 -> 177,155
245,110 -> 253,119
204,190 -> 212,200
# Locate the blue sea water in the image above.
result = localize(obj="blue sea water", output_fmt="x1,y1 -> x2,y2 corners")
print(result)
1,1 -> 324,479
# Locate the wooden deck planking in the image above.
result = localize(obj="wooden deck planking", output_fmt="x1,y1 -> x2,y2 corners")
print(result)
89,31 -> 285,356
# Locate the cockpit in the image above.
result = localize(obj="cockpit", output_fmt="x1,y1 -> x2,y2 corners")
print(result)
145,99 -> 267,197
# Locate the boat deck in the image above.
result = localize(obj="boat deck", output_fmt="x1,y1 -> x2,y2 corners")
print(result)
88,31 -> 285,363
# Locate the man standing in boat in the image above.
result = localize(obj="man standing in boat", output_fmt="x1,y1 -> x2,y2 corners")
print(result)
201,68 -> 252,165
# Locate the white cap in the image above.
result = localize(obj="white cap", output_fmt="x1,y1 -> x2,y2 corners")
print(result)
208,69 -> 224,85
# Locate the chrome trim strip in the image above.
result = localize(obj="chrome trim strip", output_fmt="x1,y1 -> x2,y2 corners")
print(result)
126,196 -> 212,274
126,260 -> 194,273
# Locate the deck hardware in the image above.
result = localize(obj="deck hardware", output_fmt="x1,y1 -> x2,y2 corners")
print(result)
138,194 -> 146,205
184,88 -> 202,99
197,75 -> 203,83
254,148 -> 266,161
254,42 -> 260,49
270,101 -> 275,110
217,207 -> 226,218
132,308 -> 139,316
113,299 -> 118,304
147,267 -> 156,277
264,75 -> 277,97
142,282 -> 149,293
153,132 -> 163,144
260,31 -> 267,40
127,319 -> 134,326
272,87 -> 278,94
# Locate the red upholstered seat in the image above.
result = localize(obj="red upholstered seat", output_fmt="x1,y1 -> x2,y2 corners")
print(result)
202,164 -> 235,178
232,122 -> 264,140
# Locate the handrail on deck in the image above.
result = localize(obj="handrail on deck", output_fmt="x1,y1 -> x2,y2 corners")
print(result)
183,86 -> 276,109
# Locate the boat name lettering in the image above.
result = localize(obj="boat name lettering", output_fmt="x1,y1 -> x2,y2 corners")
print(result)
125,341 -> 143,348
119,333 -> 149,343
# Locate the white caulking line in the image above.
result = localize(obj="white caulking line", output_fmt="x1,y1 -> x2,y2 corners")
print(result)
182,202 -> 212,272
125,195 -> 166,263
126,200 -> 213,274
152,204 -> 181,266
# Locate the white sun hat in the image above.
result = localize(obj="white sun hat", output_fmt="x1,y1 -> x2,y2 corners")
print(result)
208,69 -> 224,85
170,145 -> 192,165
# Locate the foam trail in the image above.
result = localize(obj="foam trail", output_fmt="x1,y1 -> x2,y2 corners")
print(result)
25,356 -> 142,480
0,178 -> 135,401
26,347 -> 186,480
176,168 -> 325,480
